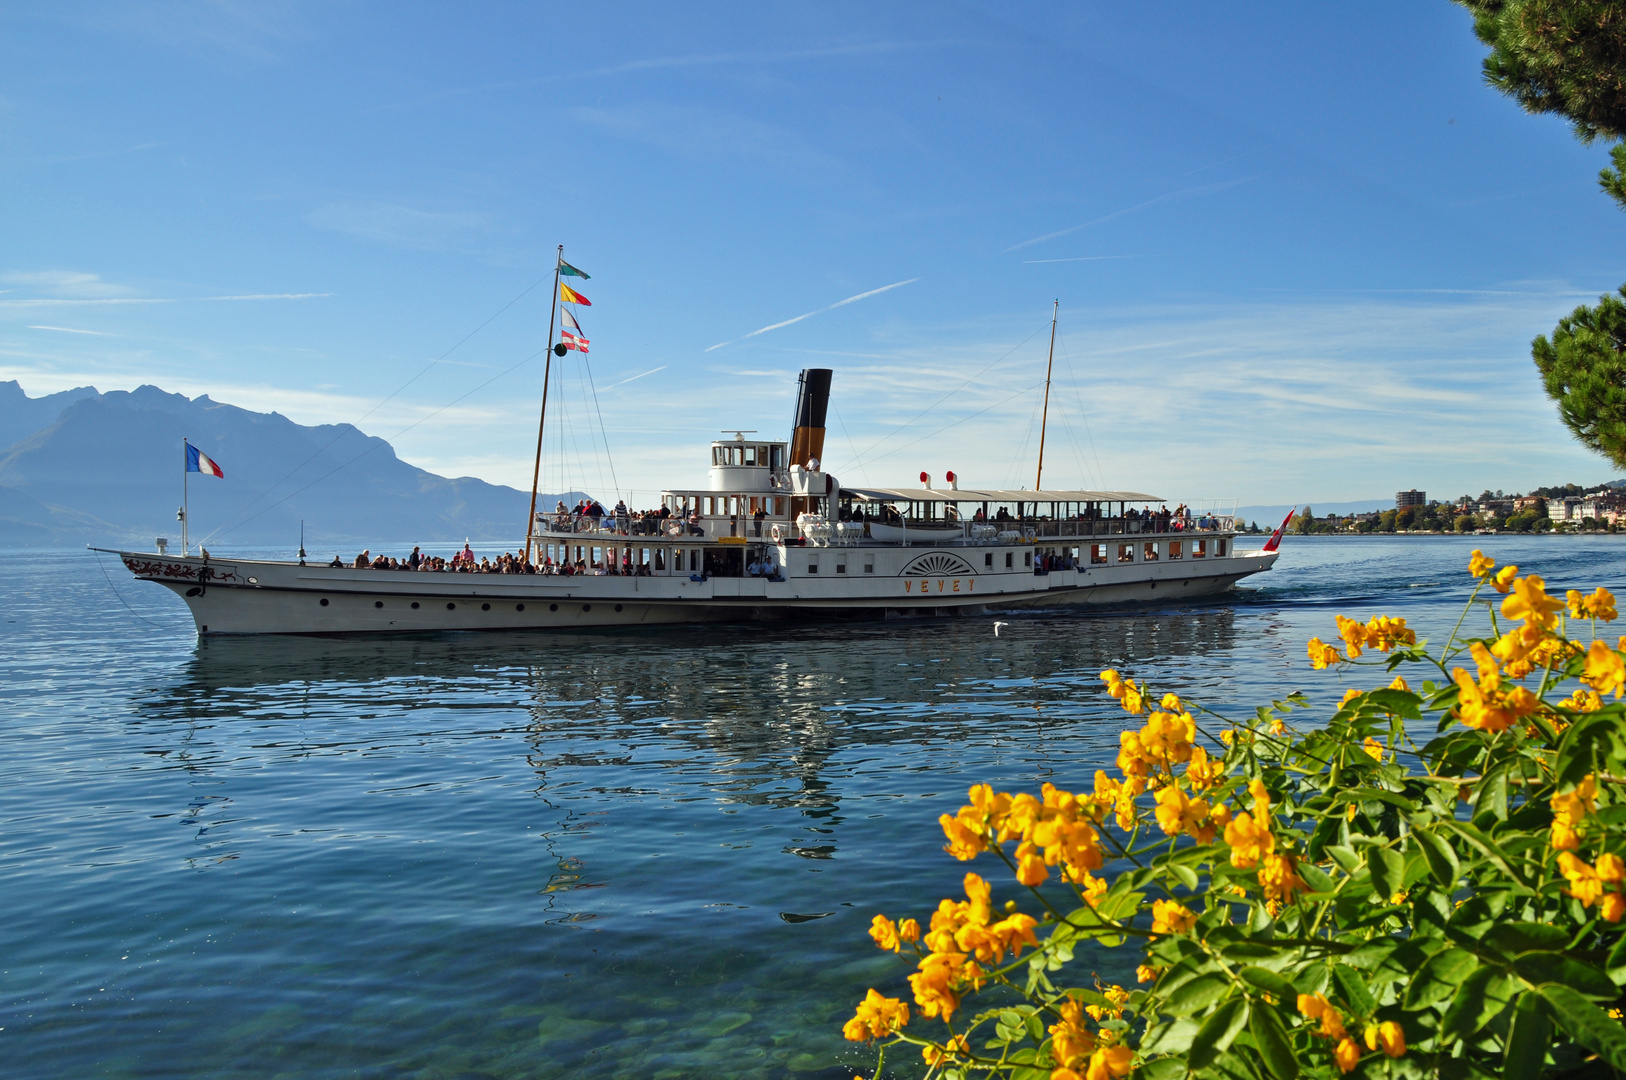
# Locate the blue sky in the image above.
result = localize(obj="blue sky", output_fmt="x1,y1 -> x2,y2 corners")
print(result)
3,1 -> 1625,508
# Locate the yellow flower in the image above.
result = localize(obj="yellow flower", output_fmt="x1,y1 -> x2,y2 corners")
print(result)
1048,997 -> 1098,1068
1583,639 -> 1626,698
1502,573 -> 1563,628
1492,565 -> 1518,594
1086,1044 -> 1134,1080
1307,637 -> 1343,670
1136,964 -> 1162,983
842,988 -> 910,1041
1150,898 -> 1197,934
1468,549 -> 1495,579
1362,737 -> 1383,761
1365,1021 -> 1406,1058
907,952 -> 964,1020
1185,744 -> 1220,790
1258,852 -> 1307,904
1560,687 -> 1604,713
1598,852 -> 1624,884
1298,993 -> 1347,1040
1225,810 -> 1275,869
1559,852 -> 1606,907
1341,688 -> 1361,706
898,917 -> 919,942
1388,674 -> 1410,692
869,914 -> 901,952
1451,667 -> 1515,733
1603,892 -> 1626,923
1334,1037 -> 1362,1073
1567,586 -> 1618,621
921,1034 -> 968,1067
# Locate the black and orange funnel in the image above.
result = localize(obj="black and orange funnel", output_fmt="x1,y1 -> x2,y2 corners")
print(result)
789,368 -> 832,469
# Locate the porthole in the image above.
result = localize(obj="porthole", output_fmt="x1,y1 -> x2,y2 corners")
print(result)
516,603 -> 525,611
374,600 -> 383,608
482,602 -> 491,611
615,604 -> 623,612
447,602 -> 456,610
582,604 -> 592,612
549,603 -> 558,612
320,597 -> 329,606
411,601 -> 419,609
201,625 -> 208,632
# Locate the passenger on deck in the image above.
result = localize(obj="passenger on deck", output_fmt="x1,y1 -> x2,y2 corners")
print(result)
408,546 -> 422,569
354,549 -> 371,568
754,506 -> 765,536
330,555 -> 344,567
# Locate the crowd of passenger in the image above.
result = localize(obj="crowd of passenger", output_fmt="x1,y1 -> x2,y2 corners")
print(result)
544,499 -> 705,537
330,543 -> 658,576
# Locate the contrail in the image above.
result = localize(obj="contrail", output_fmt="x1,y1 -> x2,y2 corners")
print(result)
1002,176 -> 1260,253
708,277 -> 921,353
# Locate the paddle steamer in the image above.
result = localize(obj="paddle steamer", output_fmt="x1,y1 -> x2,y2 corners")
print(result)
108,364 -> 1280,635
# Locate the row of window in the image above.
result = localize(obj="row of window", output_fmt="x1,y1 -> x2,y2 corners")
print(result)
1087,539 -> 1226,563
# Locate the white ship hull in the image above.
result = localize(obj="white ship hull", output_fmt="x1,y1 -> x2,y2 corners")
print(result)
108,543 -> 1278,636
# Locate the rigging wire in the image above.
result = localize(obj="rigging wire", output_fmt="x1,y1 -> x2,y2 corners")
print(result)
580,351 -> 623,503
849,321 -> 1050,464
208,270 -> 555,540
1056,334 -> 1108,492
830,403 -> 870,486
200,346 -> 549,544
851,378 -> 1046,471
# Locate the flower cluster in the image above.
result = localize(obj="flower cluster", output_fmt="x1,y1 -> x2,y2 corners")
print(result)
838,552 -> 1626,1080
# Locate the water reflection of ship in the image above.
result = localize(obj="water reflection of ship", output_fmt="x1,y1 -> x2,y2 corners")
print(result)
141,607 -> 1239,863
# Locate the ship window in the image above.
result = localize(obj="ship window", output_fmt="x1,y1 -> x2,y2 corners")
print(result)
1217,539 -> 1228,557
808,557 -> 819,574
744,446 -> 757,466
691,549 -> 700,572
1091,544 -> 1108,565
1025,551 -> 1032,567
1118,543 -> 1133,563
655,547 -> 666,571
1193,540 -> 1206,558
864,558 -> 874,574
836,558 -> 847,573
1144,542 -> 1159,561
1005,552 -> 1013,568
985,553 -> 993,567
712,447 -> 723,466
1168,541 -> 1183,560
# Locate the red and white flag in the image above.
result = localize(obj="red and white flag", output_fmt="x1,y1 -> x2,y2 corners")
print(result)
1262,507 -> 1295,553
186,441 -> 224,478
561,307 -> 589,353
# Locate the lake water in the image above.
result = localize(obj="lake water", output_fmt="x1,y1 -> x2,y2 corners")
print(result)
3,536 -> 1622,1079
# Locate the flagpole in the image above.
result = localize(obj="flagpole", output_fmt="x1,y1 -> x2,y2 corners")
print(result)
182,438 -> 190,557
1035,299 -> 1058,491
525,245 -> 564,563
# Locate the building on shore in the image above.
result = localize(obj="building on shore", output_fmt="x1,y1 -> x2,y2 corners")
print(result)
1396,489 -> 1425,509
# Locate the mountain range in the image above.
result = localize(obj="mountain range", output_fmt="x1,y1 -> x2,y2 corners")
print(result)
0,381 -> 581,551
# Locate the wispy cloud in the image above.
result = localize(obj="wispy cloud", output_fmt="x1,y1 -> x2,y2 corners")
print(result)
0,293 -> 329,308
306,201 -> 489,251
1001,176 -> 1262,253
1,270 -> 130,298
1022,255 -> 1153,264
27,325 -> 110,335
707,278 -> 920,352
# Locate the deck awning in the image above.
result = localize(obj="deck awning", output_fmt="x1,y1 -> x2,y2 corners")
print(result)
844,487 -> 1163,504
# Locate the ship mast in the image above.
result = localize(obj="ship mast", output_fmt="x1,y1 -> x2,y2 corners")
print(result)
1034,299 -> 1058,491
524,246 -> 564,563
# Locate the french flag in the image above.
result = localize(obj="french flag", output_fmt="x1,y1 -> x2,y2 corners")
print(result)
186,441 -> 224,478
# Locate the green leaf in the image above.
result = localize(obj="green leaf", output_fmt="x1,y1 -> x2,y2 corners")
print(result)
1438,819 -> 1533,892
1369,847 -> 1405,901
1411,828 -> 1460,887
1135,1057 -> 1186,1080
1538,983 -> 1626,1071
1511,951 -> 1618,998
1331,964 -> 1377,1017
1190,997 -> 1250,1069
1404,948 -> 1478,1010
1248,1003 -> 1298,1080
1168,862 -> 1199,890
1095,889 -> 1144,923
1163,973 -> 1231,1017
1326,845 -> 1361,873
1471,764 -> 1508,820
1440,966 -> 1516,1043
1608,930 -> 1626,985
1240,967 -> 1296,1003
1503,991 -> 1550,1080
1138,1018 -> 1199,1057
1482,921 -> 1568,958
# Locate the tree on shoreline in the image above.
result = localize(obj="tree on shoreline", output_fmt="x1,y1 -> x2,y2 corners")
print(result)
1458,0 -> 1626,466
